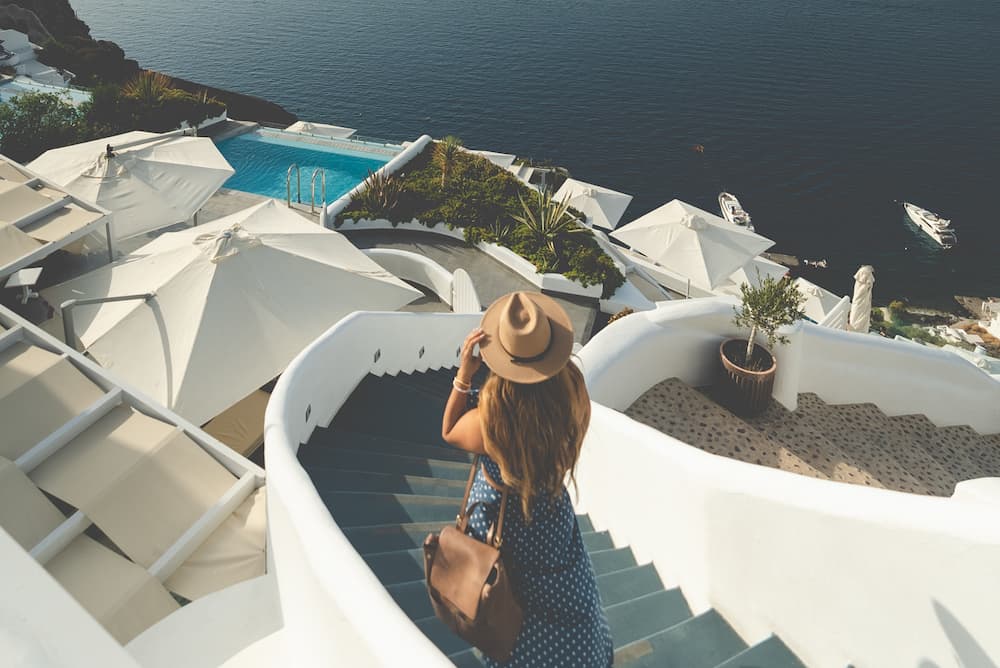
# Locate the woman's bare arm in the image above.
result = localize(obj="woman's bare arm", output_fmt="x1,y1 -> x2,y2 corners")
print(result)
441,328 -> 487,454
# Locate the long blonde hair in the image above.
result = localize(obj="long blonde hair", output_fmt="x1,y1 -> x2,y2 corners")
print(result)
479,361 -> 590,520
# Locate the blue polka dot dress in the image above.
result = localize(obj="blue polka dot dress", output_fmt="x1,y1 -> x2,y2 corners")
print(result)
465,455 -> 614,667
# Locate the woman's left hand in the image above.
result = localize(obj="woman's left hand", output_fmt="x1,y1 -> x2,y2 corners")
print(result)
458,327 -> 486,384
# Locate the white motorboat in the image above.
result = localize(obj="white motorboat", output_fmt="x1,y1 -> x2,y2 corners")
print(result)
718,192 -> 754,231
903,201 -> 957,248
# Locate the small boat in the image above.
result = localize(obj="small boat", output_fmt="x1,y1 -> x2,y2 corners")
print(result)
718,192 -> 754,231
803,259 -> 828,269
902,202 -> 957,248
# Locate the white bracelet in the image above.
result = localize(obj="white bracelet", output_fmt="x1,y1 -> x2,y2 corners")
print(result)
452,379 -> 471,393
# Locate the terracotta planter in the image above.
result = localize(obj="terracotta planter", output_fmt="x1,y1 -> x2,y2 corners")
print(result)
718,338 -> 776,416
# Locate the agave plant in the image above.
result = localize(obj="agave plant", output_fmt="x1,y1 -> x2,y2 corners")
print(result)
512,189 -> 587,268
488,217 -> 515,244
434,135 -> 463,188
122,71 -> 182,105
356,169 -> 403,217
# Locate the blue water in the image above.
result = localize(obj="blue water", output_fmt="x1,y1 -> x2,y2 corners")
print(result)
72,0 -> 1000,307
0,78 -> 92,106
217,132 -> 390,201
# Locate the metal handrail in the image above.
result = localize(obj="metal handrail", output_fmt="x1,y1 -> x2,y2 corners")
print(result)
286,164 -> 301,206
61,293 -> 155,352
310,169 -> 326,214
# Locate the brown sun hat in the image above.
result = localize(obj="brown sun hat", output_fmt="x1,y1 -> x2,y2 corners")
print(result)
479,291 -> 574,384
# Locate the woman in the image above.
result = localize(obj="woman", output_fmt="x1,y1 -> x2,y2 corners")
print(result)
441,291 -> 613,667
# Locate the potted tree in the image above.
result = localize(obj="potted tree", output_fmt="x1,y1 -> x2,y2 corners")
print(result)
719,274 -> 805,416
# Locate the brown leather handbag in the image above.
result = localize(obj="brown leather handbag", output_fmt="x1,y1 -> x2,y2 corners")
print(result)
423,455 -> 523,661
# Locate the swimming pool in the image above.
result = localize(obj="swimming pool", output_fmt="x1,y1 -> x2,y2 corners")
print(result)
0,77 -> 92,106
216,130 -> 399,203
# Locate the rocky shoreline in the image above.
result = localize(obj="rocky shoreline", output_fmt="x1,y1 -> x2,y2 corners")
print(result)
0,0 -> 297,125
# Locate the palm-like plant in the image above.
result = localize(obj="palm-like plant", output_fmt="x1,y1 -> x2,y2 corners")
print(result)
356,169 -> 403,217
513,189 -> 587,269
434,135 -> 463,188
122,71 -> 180,105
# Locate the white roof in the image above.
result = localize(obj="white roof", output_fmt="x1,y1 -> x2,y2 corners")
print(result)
42,200 -> 422,425
28,131 -> 234,241
0,154 -> 111,279
464,149 -> 518,170
611,199 -> 774,290
285,121 -> 357,139
553,178 -> 633,230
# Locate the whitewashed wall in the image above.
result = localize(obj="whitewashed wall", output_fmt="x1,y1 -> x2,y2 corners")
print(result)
362,248 -> 457,307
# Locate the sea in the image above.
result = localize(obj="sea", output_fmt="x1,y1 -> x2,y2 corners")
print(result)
72,0 -> 1000,308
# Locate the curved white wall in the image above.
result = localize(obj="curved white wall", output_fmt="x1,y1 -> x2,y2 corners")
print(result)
580,297 -> 1000,433
325,135 -> 433,218
575,405 -> 1000,668
362,248 -> 456,307
264,312 -> 480,666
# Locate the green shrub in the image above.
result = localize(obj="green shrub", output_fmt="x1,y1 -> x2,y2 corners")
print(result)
0,92 -> 84,162
888,299 -> 908,321
336,143 -> 624,291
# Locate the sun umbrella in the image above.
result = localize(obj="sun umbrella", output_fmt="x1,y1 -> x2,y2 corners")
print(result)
552,178 -> 633,230
610,199 -> 774,290
42,200 -> 422,425
848,265 -> 875,333
28,131 -> 234,241
721,255 -> 789,295
795,278 -> 843,323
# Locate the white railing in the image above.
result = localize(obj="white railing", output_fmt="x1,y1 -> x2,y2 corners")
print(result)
576,405 -> 1000,668
580,297 -> 1000,433
362,248 -> 457,307
451,268 -> 482,313
264,312 -> 480,666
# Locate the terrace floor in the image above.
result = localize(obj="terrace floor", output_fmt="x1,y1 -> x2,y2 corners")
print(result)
627,378 -> 1000,496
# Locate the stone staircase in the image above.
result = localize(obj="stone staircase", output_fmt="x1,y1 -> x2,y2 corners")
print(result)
297,369 -> 805,667
627,378 -> 1000,496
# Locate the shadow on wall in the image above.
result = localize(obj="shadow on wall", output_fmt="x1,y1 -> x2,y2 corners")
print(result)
916,600 -> 997,668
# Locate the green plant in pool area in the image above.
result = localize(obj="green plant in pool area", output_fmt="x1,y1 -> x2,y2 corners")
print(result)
434,135 -> 463,188
122,71 -> 182,106
335,143 -> 624,291
355,169 -> 403,219
732,274 -> 806,370
888,299 -> 908,322
0,92 -> 84,163
512,189 -> 588,271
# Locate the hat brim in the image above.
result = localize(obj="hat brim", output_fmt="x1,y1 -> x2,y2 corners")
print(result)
479,292 -> 575,384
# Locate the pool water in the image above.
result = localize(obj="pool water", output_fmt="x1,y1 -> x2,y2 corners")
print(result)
216,132 -> 393,202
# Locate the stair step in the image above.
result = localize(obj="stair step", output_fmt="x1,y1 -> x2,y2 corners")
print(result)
793,395 -> 932,495
386,557 -> 659,620
448,649 -> 486,667
627,379 -> 830,482
416,615 -> 472,656
343,515 -> 596,553
321,492 -> 463,527
589,547 -> 639,575
332,376 -> 447,443
311,469 -> 470,497
891,414 -> 992,484
740,394 -> 885,489
365,531 -> 622,586
830,403 -> 953,495
306,450 -> 473,481
303,427 -> 472,462
606,589 -> 693,649
714,635 -> 806,668
613,609 -> 746,668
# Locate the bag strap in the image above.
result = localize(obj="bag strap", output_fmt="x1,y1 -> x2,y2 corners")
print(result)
456,454 -> 481,533
456,454 -> 510,549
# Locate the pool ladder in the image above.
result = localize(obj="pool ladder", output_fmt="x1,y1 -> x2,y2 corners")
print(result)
286,164 -> 327,216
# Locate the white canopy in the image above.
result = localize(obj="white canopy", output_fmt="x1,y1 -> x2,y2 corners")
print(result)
795,277 -> 843,323
43,200 -> 421,425
28,131 -> 234,241
611,199 -> 774,290
717,255 -> 789,296
553,178 -> 633,230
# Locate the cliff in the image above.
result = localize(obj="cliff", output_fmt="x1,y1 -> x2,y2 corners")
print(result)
0,0 -> 297,125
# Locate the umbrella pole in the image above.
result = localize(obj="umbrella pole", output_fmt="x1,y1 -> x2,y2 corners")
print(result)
105,221 -> 114,262
61,293 -> 154,351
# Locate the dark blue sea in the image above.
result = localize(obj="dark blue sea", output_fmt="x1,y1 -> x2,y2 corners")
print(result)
73,0 -> 1000,307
